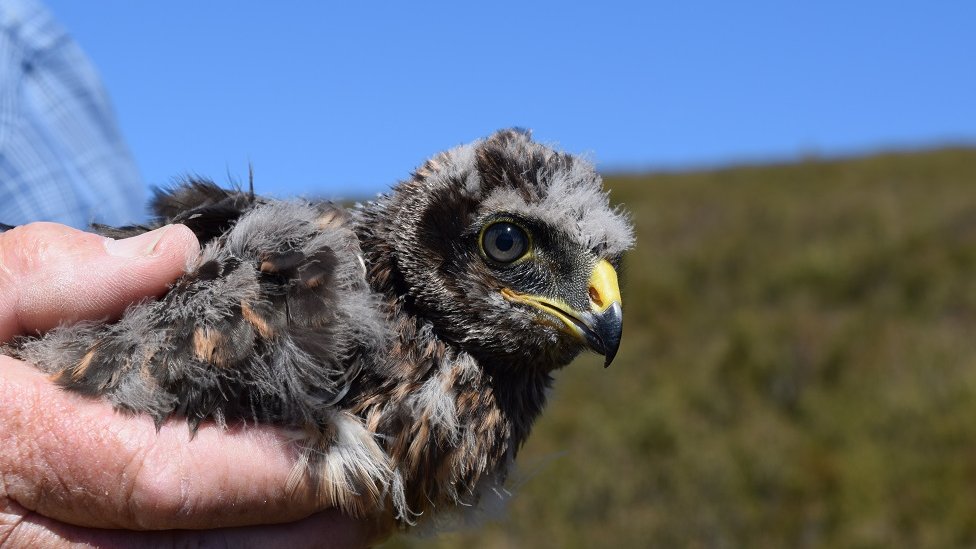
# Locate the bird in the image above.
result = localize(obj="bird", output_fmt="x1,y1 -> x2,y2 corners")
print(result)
7,129 -> 634,533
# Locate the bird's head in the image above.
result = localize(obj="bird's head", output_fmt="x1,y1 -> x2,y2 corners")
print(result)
358,130 -> 634,371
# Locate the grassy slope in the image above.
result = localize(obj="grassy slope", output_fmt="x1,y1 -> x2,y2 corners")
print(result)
388,148 -> 976,548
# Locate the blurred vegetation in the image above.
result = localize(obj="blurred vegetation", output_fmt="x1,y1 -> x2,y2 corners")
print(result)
387,147 -> 976,548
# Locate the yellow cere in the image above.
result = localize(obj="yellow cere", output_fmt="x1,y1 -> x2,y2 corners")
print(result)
588,259 -> 622,313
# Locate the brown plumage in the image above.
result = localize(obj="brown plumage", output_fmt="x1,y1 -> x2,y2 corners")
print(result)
6,129 -> 634,533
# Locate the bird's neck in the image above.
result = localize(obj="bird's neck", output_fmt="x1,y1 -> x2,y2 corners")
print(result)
352,307 -> 552,520
352,205 -> 553,519
353,199 -> 553,439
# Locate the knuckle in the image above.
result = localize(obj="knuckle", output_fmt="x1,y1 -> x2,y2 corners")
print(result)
126,447 -> 196,527
0,362 -> 52,514
0,222 -> 81,289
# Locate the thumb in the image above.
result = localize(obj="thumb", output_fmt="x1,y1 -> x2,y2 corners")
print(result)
0,222 -> 200,341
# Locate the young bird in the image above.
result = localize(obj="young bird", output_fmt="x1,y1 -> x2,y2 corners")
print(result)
8,129 -> 634,532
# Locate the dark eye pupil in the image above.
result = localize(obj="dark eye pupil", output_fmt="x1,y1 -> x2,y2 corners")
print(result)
495,231 -> 515,252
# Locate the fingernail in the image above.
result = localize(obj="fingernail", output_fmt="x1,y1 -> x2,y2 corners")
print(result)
104,226 -> 171,258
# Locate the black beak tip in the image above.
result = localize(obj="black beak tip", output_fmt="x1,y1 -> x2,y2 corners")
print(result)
602,333 -> 620,368
589,302 -> 622,368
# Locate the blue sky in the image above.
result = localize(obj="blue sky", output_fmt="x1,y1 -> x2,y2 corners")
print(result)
48,1 -> 976,198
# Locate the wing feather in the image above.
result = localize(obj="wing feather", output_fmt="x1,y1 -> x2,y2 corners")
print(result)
10,181 -> 387,430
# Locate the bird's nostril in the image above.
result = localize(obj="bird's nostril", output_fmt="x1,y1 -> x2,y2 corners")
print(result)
589,286 -> 603,308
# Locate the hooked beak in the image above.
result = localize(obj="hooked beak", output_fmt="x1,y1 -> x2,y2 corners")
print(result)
501,259 -> 624,367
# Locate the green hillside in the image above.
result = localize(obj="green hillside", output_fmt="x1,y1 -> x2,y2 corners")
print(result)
388,147 -> 976,548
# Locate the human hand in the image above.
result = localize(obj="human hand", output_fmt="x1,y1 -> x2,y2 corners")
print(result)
0,223 -> 377,548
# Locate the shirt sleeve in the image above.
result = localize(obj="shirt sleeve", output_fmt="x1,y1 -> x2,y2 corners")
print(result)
0,0 -> 145,228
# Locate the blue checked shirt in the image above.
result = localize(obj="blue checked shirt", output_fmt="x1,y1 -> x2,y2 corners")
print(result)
0,0 -> 145,228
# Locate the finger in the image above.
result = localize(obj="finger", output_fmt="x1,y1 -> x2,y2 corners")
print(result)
1,507 -> 377,549
0,222 -> 200,342
0,358 -> 358,531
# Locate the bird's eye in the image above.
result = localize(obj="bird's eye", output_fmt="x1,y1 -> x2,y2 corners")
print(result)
481,222 -> 530,263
